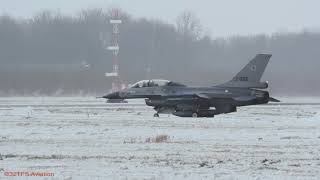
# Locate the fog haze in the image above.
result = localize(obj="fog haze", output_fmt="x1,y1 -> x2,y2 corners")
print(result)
0,1 -> 319,96
1,0 -> 320,37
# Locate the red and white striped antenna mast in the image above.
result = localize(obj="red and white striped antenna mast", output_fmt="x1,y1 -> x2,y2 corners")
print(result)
105,9 -> 126,92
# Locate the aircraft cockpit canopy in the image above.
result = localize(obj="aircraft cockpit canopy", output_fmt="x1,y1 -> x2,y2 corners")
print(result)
130,79 -> 185,88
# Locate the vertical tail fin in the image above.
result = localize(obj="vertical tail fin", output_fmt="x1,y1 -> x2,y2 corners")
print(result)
219,54 -> 272,88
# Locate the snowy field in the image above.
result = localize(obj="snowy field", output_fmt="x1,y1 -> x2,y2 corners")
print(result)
0,97 -> 320,180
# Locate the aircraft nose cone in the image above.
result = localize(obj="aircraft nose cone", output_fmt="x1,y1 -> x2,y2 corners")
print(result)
103,91 -> 121,99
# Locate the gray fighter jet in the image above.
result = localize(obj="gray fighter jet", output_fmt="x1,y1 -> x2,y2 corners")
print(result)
102,54 -> 280,117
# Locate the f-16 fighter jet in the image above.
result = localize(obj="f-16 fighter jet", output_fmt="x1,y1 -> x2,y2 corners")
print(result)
103,54 -> 279,117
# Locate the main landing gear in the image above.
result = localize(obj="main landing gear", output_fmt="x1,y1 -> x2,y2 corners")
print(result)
154,113 -> 160,117
192,112 -> 198,118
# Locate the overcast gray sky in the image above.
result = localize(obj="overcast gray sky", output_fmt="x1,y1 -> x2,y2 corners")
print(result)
1,0 -> 319,37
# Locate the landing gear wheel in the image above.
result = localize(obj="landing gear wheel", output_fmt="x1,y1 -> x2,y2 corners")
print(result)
192,112 -> 198,118
154,113 -> 160,117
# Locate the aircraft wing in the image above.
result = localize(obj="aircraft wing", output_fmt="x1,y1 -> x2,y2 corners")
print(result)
232,96 -> 256,101
195,93 -> 211,99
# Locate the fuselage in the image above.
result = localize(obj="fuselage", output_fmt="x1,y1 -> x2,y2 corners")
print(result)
106,85 -> 270,107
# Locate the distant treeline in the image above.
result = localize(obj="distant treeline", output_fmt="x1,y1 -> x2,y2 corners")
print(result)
0,9 -> 319,96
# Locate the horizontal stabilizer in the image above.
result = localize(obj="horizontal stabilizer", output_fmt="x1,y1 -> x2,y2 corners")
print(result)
269,97 -> 280,102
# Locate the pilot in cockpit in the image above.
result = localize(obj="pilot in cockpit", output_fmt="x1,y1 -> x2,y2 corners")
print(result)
131,79 -> 173,88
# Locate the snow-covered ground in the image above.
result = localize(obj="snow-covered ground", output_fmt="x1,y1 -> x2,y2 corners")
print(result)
0,97 -> 320,180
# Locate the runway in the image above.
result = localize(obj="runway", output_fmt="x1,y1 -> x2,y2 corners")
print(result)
0,97 -> 319,179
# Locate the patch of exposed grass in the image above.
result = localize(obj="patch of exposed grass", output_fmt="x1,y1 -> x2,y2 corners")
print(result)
124,134 -> 171,144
